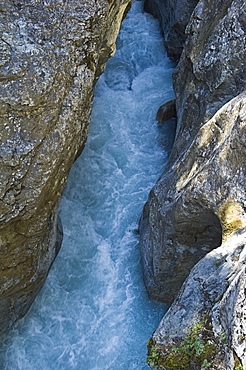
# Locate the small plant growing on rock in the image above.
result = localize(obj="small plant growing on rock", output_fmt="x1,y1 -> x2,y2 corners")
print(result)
147,317 -> 217,369
220,330 -> 227,344
234,354 -> 243,370
202,359 -> 211,368
234,365 -> 243,370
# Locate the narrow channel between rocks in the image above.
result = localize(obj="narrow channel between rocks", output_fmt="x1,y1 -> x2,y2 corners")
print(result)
0,2 -> 176,368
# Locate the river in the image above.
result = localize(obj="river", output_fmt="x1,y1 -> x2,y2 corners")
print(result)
0,1 -> 175,369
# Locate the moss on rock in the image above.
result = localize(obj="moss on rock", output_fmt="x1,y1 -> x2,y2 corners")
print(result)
147,317 -> 222,370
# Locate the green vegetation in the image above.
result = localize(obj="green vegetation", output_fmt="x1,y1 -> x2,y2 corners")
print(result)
219,330 -> 227,344
234,355 -> 243,370
147,317 -> 218,369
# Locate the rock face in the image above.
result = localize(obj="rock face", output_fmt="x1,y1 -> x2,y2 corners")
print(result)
140,0 -> 246,305
149,231 -> 246,369
156,99 -> 176,123
143,0 -> 199,60
0,0 -> 131,335
140,92 -> 246,305
219,263 -> 246,369
152,231 -> 246,344
140,0 -> 246,368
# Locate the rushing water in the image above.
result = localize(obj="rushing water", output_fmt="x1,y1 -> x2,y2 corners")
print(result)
0,2 -> 176,369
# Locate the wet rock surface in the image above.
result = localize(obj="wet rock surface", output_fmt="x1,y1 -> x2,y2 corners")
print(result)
156,99 -> 176,123
0,0 -> 131,335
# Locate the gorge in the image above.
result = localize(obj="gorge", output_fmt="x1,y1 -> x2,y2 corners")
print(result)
0,0 -> 246,369
1,1 -> 175,368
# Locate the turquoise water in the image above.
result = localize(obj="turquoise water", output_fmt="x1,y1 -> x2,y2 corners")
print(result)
0,2 -> 175,369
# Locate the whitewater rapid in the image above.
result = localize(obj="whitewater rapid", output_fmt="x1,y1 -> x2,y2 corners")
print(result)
0,1 -> 175,369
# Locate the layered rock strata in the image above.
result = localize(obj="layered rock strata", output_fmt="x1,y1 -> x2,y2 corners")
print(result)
140,0 -> 246,368
0,0 -> 131,336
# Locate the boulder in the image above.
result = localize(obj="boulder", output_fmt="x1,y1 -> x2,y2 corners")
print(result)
156,99 -> 176,123
0,0 -> 132,335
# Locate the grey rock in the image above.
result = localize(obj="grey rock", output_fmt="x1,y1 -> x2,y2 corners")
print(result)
143,0 -> 199,60
219,264 -> 246,369
140,92 -> 246,305
140,0 -> 246,305
0,0 -> 132,335
153,231 -> 246,343
173,0 -> 246,157
152,230 -> 246,369
141,0 -> 246,368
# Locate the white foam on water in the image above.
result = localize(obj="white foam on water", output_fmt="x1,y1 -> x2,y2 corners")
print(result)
0,1 -> 176,369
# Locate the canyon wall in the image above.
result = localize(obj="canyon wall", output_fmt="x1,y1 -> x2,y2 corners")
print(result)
143,0 -> 199,61
141,0 -> 246,368
0,0 -> 132,336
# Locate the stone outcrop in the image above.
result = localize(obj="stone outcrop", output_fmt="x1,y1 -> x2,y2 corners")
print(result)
143,0 -> 199,60
140,92 -> 246,305
148,231 -> 246,369
140,0 -> 246,305
219,263 -> 246,369
156,99 -> 176,123
140,0 -> 246,368
0,0 -> 131,335
153,233 -> 246,343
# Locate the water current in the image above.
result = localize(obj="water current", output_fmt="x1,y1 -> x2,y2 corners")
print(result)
0,1 -> 176,369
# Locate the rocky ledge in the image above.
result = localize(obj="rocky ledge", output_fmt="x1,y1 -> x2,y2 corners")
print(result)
140,0 -> 246,368
0,0 -> 131,336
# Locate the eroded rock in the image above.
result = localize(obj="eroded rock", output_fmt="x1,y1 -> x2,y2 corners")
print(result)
173,0 -> 246,157
156,99 -> 176,123
140,92 -> 246,305
0,0 -> 132,335
219,264 -> 246,369
140,0 -> 246,368
139,0 -> 246,305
